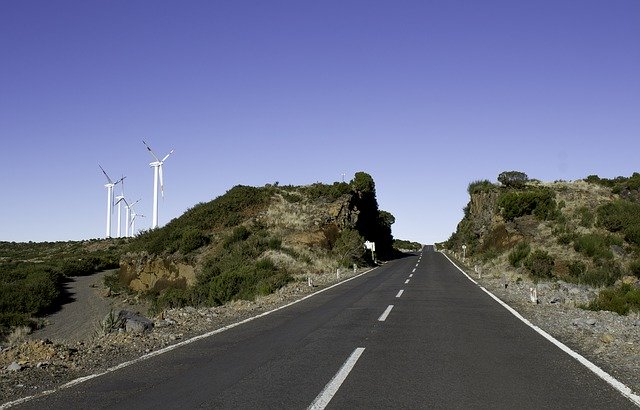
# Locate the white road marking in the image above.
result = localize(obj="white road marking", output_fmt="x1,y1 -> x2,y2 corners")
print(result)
308,347 -> 366,410
412,268 -> 416,273
378,305 -> 394,321
1,268 -> 380,409
409,274 -> 413,278
440,252 -> 640,407
404,279 -> 410,284
396,290 -> 404,298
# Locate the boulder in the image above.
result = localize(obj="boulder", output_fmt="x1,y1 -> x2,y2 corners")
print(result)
118,310 -> 154,334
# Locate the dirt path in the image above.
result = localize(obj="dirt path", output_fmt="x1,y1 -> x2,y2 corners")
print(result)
29,270 -> 118,343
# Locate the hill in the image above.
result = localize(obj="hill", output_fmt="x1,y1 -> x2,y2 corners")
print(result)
0,172 -> 401,338
442,171 -> 640,315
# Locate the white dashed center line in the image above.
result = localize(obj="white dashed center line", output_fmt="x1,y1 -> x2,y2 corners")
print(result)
404,279 -> 410,284
308,347 -> 366,410
412,268 -> 416,273
378,305 -> 394,321
409,274 -> 413,278
396,289 -> 404,298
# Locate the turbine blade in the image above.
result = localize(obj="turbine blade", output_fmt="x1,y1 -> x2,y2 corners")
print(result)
159,165 -> 165,198
99,164 -> 113,184
142,140 -> 161,162
161,149 -> 174,162
114,175 -> 125,186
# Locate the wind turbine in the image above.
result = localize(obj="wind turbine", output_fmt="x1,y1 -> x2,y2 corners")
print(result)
99,165 -> 124,238
129,208 -> 145,237
142,140 -> 174,229
125,199 -> 140,237
114,174 -> 127,237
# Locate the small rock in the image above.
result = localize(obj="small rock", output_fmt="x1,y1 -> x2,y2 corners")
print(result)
633,320 -> 640,327
549,297 -> 564,304
7,362 -> 22,371
586,318 -> 597,326
601,334 -> 615,344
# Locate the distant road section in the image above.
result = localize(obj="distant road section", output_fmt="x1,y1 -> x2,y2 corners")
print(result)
14,247 -> 638,409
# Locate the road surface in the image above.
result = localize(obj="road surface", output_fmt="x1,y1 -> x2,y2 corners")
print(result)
13,246 -> 637,409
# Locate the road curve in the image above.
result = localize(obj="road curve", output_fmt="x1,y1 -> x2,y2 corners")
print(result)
12,247 -> 638,409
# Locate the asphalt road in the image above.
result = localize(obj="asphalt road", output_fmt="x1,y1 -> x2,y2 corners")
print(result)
14,246 -> 637,409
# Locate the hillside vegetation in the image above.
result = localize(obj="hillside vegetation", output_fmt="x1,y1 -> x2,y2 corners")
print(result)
0,172 -> 401,337
443,171 -> 640,315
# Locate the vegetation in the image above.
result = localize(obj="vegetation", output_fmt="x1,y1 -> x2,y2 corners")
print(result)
444,170 -> 640,314
497,171 -> 529,189
508,242 -> 530,267
393,239 -> 423,252
585,284 -> 640,315
467,179 -> 496,195
0,240 -> 122,333
497,188 -> 557,221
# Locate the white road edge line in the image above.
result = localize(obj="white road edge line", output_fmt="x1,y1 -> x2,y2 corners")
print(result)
0,268 -> 379,410
440,251 -> 640,407
378,305 -> 394,321
308,347 -> 366,410
396,289 -> 404,298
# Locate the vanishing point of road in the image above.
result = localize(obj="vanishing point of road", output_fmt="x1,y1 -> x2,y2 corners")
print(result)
12,246 -> 638,409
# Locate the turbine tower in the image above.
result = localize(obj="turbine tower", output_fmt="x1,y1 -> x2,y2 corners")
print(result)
125,199 -> 141,237
114,175 -> 127,237
129,208 -> 145,237
99,165 -> 124,238
142,140 -> 174,229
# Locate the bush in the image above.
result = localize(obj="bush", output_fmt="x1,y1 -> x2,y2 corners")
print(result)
628,260 -> 640,278
573,233 -> 620,261
586,284 -> 640,315
576,207 -> 595,228
498,171 -> 529,189
523,250 -> 554,280
467,179 -> 496,195
180,229 -> 209,254
497,189 -> 557,221
597,200 -> 640,245
508,242 -> 531,267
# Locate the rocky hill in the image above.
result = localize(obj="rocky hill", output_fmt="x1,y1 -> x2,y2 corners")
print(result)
442,171 -> 640,315
112,171 -> 395,314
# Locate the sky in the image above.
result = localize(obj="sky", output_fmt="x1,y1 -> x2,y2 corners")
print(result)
1,1 -> 639,245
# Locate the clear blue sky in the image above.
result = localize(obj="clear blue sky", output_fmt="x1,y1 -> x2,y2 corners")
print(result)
1,1 -> 638,244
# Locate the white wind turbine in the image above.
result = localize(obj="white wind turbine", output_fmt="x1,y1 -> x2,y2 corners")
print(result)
129,208 -> 145,237
114,174 -> 127,238
99,165 -> 124,238
142,140 -> 174,229
124,198 -> 140,237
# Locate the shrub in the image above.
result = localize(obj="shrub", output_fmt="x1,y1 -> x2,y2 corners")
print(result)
597,200 -> 640,245
497,171 -> 529,189
467,179 -> 496,195
573,233 -> 620,261
508,242 -> 531,267
333,229 -> 366,266
180,229 -> 209,254
628,260 -> 640,278
576,207 -> 595,228
523,250 -> 554,280
585,284 -> 640,315
497,189 -> 557,221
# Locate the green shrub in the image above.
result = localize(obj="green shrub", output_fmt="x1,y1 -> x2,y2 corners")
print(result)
180,229 -> 209,254
497,171 -> 529,189
597,200 -> 640,245
628,260 -> 640,278
585,284 -> 640,315
508,242 -> 531,267
467,180 -> 496,195
524,250 -> 554,280
576,207 -> 595,228
573,233 -> 620,261
497,189 -> 557,221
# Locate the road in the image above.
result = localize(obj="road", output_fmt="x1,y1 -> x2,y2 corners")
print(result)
13,246 -> 637,409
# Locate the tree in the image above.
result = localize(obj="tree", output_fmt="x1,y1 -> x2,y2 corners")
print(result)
498,171 -> 529,189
